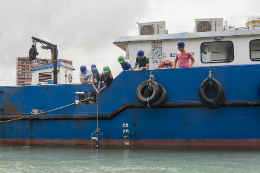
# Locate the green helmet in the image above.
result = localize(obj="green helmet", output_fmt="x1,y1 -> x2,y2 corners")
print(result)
118,56 -> 125,63
103,66 -> 110,73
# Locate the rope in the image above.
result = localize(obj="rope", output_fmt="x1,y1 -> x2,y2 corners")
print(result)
146,72 -> 156,108
208,69 -> 216,106
208,68 -> 213,89
0,97 -> 92,123
147,98 -> 151,108
212,98 -> 216,106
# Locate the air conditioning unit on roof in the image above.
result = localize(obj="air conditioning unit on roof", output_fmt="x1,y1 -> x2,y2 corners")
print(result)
195,18 -> 223,32
138,21 -> 167,35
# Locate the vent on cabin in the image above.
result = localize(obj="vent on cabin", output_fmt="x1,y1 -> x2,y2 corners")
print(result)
140,25 -> 154,35
195,18 -> 223,32
138,21 -> 167,35
197,21 -> 212,32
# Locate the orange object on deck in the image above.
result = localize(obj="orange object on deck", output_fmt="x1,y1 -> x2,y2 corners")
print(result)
158,60 -> 174,68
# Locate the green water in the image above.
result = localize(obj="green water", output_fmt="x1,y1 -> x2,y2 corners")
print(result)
1,146 -> 260,173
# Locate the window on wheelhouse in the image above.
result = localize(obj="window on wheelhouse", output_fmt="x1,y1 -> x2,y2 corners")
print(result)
250,39 -> 260,61
201,41 -> 234,63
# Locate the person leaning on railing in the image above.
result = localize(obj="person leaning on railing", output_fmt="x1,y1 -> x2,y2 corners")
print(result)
129,50 -> 149,71
98,66 -> 113,92
172,41 -> 195,70
79,65 -> 92,83
90,68 -> 101,93
79,65 -> 93,103
88,67 -> 100,103
118,56 -> 132,71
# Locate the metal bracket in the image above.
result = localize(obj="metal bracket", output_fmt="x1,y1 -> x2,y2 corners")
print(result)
0,108 -> 4,111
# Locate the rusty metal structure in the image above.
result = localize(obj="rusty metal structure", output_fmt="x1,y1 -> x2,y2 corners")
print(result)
29,37 -> 58,84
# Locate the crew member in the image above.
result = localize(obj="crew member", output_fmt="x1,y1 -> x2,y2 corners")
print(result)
118,56 -> 132,70
130,50 -> 149,71
98,66 -> 113,92
172,41 -> 195,69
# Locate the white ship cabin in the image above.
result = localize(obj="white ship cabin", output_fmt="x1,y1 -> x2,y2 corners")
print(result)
30,62 -> 75,85
114,14 -> 260,69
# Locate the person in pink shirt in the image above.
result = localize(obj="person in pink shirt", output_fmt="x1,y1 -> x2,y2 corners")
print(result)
172,41 -> 195,69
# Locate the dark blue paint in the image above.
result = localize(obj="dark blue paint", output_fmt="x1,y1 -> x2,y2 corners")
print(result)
1,107 -> 260,139
1,87 -> 24,114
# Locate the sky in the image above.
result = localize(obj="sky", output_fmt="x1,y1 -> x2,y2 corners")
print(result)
0,0 -> 259,85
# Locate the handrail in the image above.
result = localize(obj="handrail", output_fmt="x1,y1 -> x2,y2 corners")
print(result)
246,20 -> 260,26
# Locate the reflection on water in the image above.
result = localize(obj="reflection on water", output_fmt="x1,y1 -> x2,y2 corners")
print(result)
1,146 -> 260,173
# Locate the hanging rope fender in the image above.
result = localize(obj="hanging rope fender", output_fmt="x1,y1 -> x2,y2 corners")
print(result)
198,68 -> 225,109
0,96 -> 93,123
136,71 -> 167,108
136,72 -> 161,107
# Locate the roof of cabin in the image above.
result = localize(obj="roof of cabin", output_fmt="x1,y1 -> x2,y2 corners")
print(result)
30,61 -> 75,71
113,29 -> 260,51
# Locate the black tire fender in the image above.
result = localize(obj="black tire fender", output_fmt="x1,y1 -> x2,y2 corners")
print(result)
144,84 -> 167,108
136,80 -> 160,104
199,78 -> 225,109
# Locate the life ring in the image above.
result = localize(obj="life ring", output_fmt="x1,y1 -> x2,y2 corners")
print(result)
136,80 -> 160,104
144,83 -> 167,108
198,78 -> 225,109
158,60 -> 174,68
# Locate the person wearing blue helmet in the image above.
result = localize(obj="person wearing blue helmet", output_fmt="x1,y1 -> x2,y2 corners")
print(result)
172,41 -> 195,69
87,67 -> 100,103
90,68 -> 101,94
79,65 -> 92,103
91,64 -> 96,70
79,65 -> 92,83
130,50 -> 149,71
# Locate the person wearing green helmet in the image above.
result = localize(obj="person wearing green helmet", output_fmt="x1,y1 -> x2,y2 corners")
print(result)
118,56 -> 132,71
98,66 -> 113,92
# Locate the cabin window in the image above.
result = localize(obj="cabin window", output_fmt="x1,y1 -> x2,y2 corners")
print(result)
201,41 -> 234,63
250,39 -> 260,61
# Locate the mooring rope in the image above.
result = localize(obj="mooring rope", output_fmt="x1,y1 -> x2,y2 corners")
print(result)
0,97 -> 92,123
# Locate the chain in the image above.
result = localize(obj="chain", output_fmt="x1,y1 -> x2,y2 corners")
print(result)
0,97 -> 91,123
146,71 -> 156,108
208,68 -> 213,89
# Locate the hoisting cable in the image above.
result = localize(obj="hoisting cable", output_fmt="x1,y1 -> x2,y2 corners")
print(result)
95,94 -> 100,148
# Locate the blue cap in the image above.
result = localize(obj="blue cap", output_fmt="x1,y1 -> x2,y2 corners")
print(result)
80,65 -> 86,73
137,50 -> 144,57
92,68 -> 98,74
177,41 -> 185,47
91,64 -> 96,69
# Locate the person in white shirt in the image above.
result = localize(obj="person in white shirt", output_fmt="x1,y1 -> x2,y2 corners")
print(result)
79,65 -> 92,103
88,68 -> 101,104
79,65 -> 92,83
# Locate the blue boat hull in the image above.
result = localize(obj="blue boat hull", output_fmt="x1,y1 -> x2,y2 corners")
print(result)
1,64 -> 260,148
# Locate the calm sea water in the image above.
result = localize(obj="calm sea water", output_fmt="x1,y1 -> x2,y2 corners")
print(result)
1,146 -> 260,173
